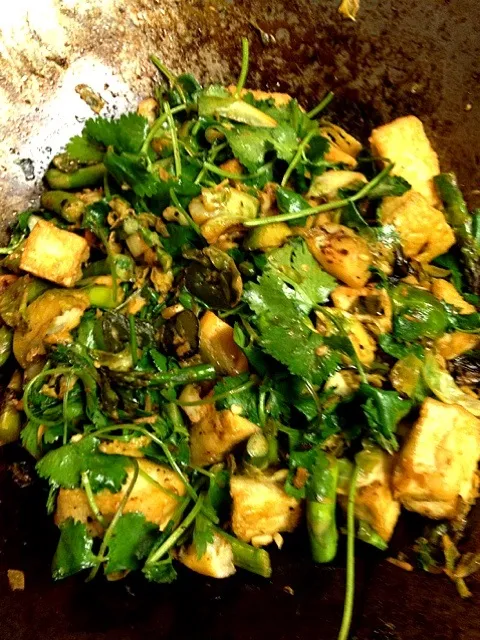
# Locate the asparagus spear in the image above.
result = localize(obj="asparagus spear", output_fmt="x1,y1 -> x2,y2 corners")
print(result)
45,163 -> 106,190
110,363 -> 217,388
306,451 -> 339,563
215,529 -> 272,578
434,173 -> 480,294
41,190 -> 86,223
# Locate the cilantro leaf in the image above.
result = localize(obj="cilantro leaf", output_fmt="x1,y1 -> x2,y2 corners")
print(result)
161,223 -> 199,258
365,175 -> 411,199
105,513 -> 158,574
213,372 -> 259,423
104,150 -> 160,197
65,135 -> 105,164
193,512 -> 215,559
143,556 -> 178,584
36,435 -> 128,492
360,384 -> 412,453
52,518 -> 98,580
267,238 -> 337,312
224,122 -> 298,172
84,113 -> 149,154
378,334 -> 424,360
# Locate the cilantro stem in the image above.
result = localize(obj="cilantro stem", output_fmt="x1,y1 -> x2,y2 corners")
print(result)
129,314 -> 139,368
307,91 -> 335,119
174,379 -> 256,407
86,458 -> 140,582
150,55 -> 187,105
194,142 -> 228,184
169,188 -> 202,236
62,374 -> 73,445
91,424 -> 198,502
145,494 -> 205,566
258,386 -> 267,429
81,471 -> 107,528
337,465 -> 359,640
164,103 -> 182,177
141,104 -> 186,155
281,128 -> 318,187
138,467 -> 183,501
245,163 -> 394,227
23,366 -> 75,427
235,37 -> 250,98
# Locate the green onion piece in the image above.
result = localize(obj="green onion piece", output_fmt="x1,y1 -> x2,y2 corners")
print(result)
235,37 -> 250,97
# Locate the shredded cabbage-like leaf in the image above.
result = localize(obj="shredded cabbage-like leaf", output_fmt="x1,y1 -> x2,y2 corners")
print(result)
423,353 -> 480,416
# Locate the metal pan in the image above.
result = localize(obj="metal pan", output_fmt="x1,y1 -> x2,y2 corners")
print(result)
0,1 -> 479,638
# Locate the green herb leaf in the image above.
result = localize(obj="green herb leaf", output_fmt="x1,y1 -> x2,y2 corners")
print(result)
36,435 -> 128,492
365,175 -> 411,199
104,150 -> 160,197
52,518 -> 98,580
65,135 -> 105,164
143,556 -> 178,583
214,372 -> 259,423
193,512 -> 215,559
105,513 -> 158,574
360,384 -> 412,453
85,113 -> 149,154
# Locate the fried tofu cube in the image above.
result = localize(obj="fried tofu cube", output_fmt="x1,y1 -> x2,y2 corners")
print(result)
189,409 -> 259,467
339,448 -> 401,542
393,398 -> 480,519
431,279 -> 476,315
369,115 -> 440,205
230,476 -> 301,545
20,219 -> 89,287
379,191 -> 455,263
55,459 -> 186,535
178,533 -> 236,578
199,311 -> 249,375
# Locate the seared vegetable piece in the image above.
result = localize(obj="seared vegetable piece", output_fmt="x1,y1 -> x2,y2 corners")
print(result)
41,191 -> 86,223
369,115 -> 440,205
422,353 -> 480,416
199,95 -> 278,127
306,451 -> 339,563
215,529 -> 272,577
391,283 -> 450,341
161,310 -> 199,359
45,164 -> 106,190
13,289 -> 90,368
306,223 -> 372,288
20,220 -> 90,287
307,171 -> 367,200
331,285 -> 392,335
178,533 -> 235,578
394,398 -> 480,519
55,459 -> 186,534
379,191 -> 455,263
230,475 -> 301,545
199,311 -> 248,375
185,247 -> 243,309
0,326 -> 12,367
0,397 -> 21,446
434,173 -> 480,294
244,222 -> 292,251
189,186 -> 258,243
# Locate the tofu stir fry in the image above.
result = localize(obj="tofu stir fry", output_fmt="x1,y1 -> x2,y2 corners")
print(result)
1,39 -> 479,637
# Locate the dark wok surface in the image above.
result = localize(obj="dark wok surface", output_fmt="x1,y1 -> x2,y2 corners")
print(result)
1,1 -> 480,638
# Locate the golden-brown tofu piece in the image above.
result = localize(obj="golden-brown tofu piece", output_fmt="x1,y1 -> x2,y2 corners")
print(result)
369,115 -> 440,205
320,124 -> 363,168
230,475 -> 301,545
178,533 -> 236,578
306,223 -> 372,288
431,279 -> 476,315
339,448 -> 401,542
435,331 -> 480,360
190,409 -> 259,467
99,436 -> 151,458
379,191 -> 455,263
199,311 -> 249,376
55,459 -> 186,534
20,220 -> 90,287
393,398 -> 480,519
